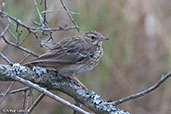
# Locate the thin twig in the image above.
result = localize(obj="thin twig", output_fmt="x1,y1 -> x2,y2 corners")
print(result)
19,32 -> 32,46
0,52 -> 13,65
0,20 -> 10,37
33,32 -> 52,49
0,11 -> 78,32
32,20 -> 41,26
9,87 -> 30,94
0,11 -> 36,32
47,31 -> 54,43
19,54 -> 31,64
0,87 -> 29,97
1,36 -> 39,57
33,0 -> 44,27
25,90 -> 32,112
0,81 -> 15,105
8,28 -> 18,41
27,93 -> 45,114
10,75 -> 90,114
59,0 -> 80,33
43,0 -> 47,25
113,72 -> 171,105
41,9 -> 80,15
21,90 -> 27,112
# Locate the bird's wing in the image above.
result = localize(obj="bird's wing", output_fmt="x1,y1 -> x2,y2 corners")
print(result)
25,38 -> 95,68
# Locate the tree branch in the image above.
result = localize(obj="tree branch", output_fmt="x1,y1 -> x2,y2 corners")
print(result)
0,64 -> 129,114
113,72 -> 171,105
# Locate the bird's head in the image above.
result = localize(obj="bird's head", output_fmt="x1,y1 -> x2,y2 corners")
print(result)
82,31 -> 109,46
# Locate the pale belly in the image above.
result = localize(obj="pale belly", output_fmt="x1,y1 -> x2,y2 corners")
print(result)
76,64 -> 94,74
58,64 -> 95,76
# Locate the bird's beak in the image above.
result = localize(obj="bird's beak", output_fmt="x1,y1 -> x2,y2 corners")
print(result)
100,37 -> 109,41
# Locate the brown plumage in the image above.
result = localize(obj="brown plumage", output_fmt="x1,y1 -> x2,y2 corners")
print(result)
24,31 -> 108,77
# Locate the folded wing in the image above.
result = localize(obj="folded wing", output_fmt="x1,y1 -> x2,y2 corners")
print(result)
25,38 -> 95,69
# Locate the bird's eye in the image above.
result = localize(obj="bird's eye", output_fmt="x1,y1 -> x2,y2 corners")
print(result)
91,35 -> 96,40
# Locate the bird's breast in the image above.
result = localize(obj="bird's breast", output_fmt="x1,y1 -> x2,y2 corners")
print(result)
88,47 -> 103,65
75,47 -> 103,74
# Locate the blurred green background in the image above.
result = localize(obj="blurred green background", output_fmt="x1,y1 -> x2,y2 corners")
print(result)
0,0 -> 171,114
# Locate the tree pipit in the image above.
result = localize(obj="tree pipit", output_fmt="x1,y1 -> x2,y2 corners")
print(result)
25,31 -> 108,89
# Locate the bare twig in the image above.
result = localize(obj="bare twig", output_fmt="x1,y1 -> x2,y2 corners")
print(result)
0,81 -> 15,105
113,72 -> 171,105
0,18 -> 13,65
27,93 -> 45,114
19,54 -> 32,64
9,87 -> 30,94
1,36 -> 39,57
41,9 -> 80,15
0,52 -> 13,65
8,28 -> 18,41
10,75 -> 90,114
0,11 -> 78,32
0,19 -> 10,37
33,0 -> 44,27
24,90 -> 32,112
47,31 -> 54,43
59,0 -> 80,33
32,20 -> 41,26
0,11 -> 36,32
43,0 -> 47,25
21,90 -> 27,111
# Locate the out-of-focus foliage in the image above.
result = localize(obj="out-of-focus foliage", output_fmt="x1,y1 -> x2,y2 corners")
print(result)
0,0 -> 171,114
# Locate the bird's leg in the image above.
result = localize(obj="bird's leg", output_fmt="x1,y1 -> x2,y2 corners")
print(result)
67,72 -> 88,90
72,76 -> 88,90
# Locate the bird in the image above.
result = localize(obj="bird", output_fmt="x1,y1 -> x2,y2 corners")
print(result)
24,31 -> 108,89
